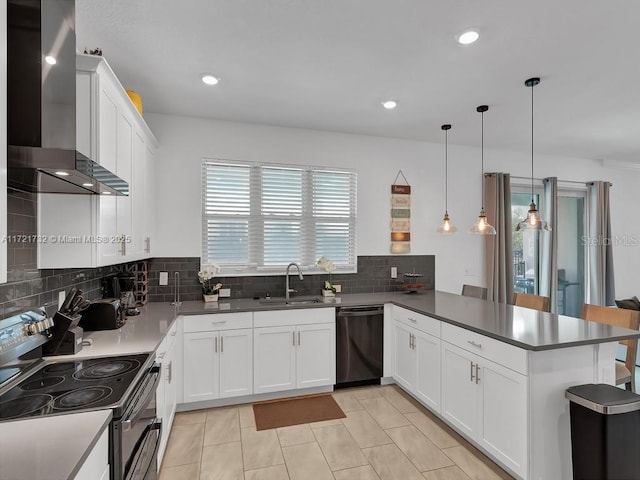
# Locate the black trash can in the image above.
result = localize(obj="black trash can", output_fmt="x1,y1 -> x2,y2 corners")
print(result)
566,384 -> 640,480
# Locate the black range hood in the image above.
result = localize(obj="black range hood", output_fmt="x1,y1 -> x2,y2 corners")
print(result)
7,0 -> 129,195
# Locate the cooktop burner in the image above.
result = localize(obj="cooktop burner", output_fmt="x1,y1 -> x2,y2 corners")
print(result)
73,359 -> 141,380
21,376 -> 65,391
0,394 -> 53,419
0,353 -> 150,421
54,386 -> 113,409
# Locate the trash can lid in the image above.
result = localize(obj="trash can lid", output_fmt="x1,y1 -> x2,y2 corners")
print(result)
565,384 -> 640,415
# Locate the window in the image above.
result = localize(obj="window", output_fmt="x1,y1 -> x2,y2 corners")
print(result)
202,160 -> 357,275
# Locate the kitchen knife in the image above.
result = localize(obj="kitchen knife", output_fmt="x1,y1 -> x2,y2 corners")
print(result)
60,287 -> 77,313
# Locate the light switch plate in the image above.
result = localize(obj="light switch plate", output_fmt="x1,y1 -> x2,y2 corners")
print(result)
333,284 -> 342,293
391,266 -> 398,279
159,272 -> 169,285
219,288 -> 231,298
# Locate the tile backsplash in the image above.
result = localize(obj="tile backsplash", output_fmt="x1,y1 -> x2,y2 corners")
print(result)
0,189 -> 142,319
3,189 -> 435,315
147,255 -> 435,302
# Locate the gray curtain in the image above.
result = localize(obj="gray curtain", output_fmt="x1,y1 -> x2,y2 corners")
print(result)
540,177 -> 559,312
484,173 -> 513,303
586,181 -> 616,305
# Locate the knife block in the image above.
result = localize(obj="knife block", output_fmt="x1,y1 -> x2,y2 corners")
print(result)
42,312 -> 83,355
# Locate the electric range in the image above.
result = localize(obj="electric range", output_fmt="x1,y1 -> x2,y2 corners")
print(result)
0,353 -> 152,421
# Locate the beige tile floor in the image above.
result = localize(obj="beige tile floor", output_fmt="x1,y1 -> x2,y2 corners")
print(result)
159,385 -> 515,480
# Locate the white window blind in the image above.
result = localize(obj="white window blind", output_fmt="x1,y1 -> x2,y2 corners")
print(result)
202,160 -> 357,275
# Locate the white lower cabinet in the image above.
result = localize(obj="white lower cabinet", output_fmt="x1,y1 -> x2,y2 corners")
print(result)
393,319 -> 441,412
253,308 -> 336,395
441,341 -> 528,479
182,313 -> 253,403
156,321 -> 179,469
183,328 -> 253,403
73,427 -> 109,480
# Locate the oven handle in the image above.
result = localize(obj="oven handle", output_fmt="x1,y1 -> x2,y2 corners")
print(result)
124,418 -> 162,480
122,362 -> 161,432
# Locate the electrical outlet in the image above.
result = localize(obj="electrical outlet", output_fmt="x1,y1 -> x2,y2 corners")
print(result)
219,288 -> 231,298
333,284 -> 342,293
159,272 -> 169,286
391,266 -> 398,279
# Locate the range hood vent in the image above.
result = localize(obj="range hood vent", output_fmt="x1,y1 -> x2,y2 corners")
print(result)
7,0 -> 128,195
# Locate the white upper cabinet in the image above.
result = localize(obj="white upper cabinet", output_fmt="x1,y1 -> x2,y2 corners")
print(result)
38,54 -> 158,268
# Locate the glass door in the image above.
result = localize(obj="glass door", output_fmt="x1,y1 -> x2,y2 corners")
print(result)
512,192 -> 541,295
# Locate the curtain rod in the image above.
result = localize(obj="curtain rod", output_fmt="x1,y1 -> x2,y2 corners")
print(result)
508,175 -> 612,187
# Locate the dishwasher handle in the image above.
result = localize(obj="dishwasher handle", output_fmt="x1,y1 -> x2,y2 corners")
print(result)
337,306 -> 384,317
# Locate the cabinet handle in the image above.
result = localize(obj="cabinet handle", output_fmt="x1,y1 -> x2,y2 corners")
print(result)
298,331 -> 301,346
211,321 -> 227,325
470,361 -> 475,382
170,331 -> 176,337
467,340 -> 482,349
145,237 -> 151,253
214,337 -> 218,353
408,317 -> 417,323
293,331 -> 296,346
408,333 -> 412,349
167,361 -> 172,383
475,364 -> 480,384
220,336 -> 224,353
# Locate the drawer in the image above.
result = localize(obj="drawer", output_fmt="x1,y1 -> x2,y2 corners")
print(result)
254,307 -> 335,328
442,323 -> 528,375
183,312 -> 253,333
393,306 -> 440,338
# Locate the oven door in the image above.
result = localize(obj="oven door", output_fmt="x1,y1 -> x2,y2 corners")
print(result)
116,362 -> 162,480
125,418 -> 162,480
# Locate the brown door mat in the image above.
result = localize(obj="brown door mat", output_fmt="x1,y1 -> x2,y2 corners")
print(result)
252,393 -> 346,431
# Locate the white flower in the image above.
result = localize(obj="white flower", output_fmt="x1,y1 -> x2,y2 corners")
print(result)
317,256 -> 336,273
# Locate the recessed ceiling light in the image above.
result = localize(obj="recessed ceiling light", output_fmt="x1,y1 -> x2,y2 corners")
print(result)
382,100 -> 398,110
102,191 -> 112,195
45,55 -> 57,65
201,74 -> 219,86
55,171 -> 69,176
82,183 -> 94,187
458,31 -> 479,45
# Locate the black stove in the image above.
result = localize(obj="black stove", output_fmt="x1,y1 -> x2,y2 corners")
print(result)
0,353 -> 151,421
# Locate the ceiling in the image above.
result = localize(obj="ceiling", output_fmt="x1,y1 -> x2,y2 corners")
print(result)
76,0 -> 640,163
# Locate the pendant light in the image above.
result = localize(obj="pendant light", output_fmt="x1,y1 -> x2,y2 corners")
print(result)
516,77 -> 551,232
469,105 -> 496,235
437,124 -> 457,234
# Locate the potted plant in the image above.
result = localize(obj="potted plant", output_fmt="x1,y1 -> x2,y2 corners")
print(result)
198,264 -> 223,302
317,256 -> 337,297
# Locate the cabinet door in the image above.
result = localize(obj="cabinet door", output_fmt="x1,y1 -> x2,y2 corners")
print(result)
143,145 -> 155,256
97,195 -> 120,265
393,322 -> 416,391
183,331 -> 219,402
296,323 -> 335,389
0,0 -> 6,283
477,358 -> 528,479
130,132 -> 146,257
414,330 -> 441,413
116,110 -> 132,257
253,326 -> 296,394
441,342 -> 478,438
98,83 -> 117,172
219,329 -> 253,398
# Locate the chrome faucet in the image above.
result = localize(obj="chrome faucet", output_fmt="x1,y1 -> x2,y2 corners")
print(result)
285,263 -> 304,300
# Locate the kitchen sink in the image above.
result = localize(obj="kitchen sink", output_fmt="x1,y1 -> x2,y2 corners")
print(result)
258,298 -> 322,305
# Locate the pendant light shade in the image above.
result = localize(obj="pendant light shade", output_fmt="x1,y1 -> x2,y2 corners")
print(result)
469,105 -> 496,235
437,124 -> 457,235
516,77 -> 551,232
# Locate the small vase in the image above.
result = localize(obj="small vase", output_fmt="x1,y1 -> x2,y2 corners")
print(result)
321,289 -> 335,297
203,293 -> 219,303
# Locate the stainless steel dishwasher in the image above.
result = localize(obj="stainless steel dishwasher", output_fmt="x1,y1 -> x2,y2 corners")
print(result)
335,305 -> 384,388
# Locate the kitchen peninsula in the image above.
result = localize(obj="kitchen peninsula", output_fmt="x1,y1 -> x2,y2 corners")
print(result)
53,290 -> 639,480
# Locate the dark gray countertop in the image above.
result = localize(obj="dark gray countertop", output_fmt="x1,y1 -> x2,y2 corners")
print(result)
53,290 -> 640,359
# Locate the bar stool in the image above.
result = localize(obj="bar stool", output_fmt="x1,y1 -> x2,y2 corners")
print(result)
581,304 -> 640,392
513,293 -> 551,312
461,284 -> 488,300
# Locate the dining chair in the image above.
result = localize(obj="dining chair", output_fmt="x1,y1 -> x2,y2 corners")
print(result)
461,284 -> 488,300
513,293 -> 551,312
581,304 -> 640,392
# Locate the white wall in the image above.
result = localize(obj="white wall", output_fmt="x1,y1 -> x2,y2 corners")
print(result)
146,113 -> 640,297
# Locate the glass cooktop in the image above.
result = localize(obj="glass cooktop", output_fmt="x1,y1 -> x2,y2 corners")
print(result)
0,353 -> 150,421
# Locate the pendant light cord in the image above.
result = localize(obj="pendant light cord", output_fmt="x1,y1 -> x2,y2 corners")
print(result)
445,129 -> 448,212
530,81 -> 534,202
481,110 -> 485,210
